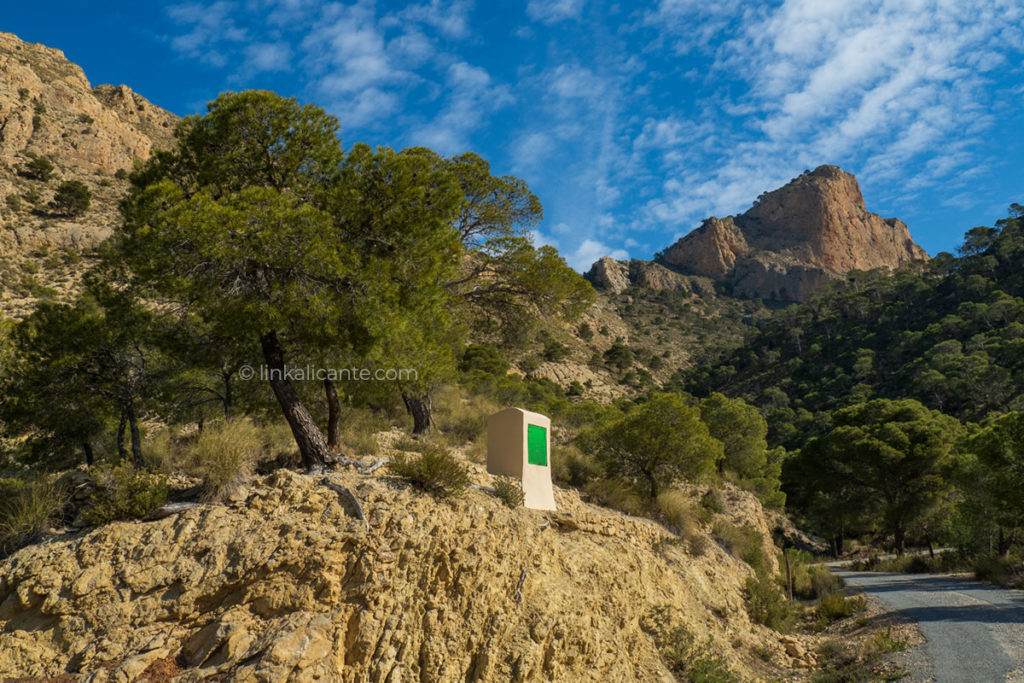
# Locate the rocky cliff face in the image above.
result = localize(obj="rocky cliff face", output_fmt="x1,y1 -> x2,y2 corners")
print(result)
590,166 -> 928,302
655,166 -> 928,301
0,31 -> 178,315
0,442 -> 806,682
584,257 -> 717,297
0,32 -> 176,174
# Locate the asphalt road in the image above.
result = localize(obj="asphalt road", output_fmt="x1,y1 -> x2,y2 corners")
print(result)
836,571 -> 1024,682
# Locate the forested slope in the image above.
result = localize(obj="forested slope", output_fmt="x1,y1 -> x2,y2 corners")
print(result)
687,205 -> 1024,450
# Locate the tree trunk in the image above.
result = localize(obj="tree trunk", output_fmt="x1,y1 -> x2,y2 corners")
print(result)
127,403 -> 143,468
925,534 -> 935,558
116,411 -> 128,462
894,527 -> 906,556
221,368 -> 233,419
403,392 -> 432,435
324,378 -> 341,449
783,547 -> 793,600
645,472 -> 658,500
997,527 -> 1016,557
82,441 -> 94,467
260,331 -> 334,471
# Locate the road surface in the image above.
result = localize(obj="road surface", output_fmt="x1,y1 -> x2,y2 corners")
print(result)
836,571 -> 1024,682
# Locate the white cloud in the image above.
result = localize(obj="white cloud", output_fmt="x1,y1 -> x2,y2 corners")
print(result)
409,61 -> 513,153
167,1 -> 247,67
528,230 -> 629,272
526,0 -> 586,24
397,0 -> 474,39
299,1 -> 415,127
548,64 -> 604,99
638,0 -> 1024,233
240,41 -> 292,75
566,238 -> 629,271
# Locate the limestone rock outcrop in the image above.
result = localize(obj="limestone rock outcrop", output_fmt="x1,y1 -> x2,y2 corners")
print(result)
0,461 -> 791,681
589,166 -> 928,302
0,32 -> 176,175
585,255 -> 631,294
585,257 -> 717,297
654,165 -> 928,300
0,32 -> 179,315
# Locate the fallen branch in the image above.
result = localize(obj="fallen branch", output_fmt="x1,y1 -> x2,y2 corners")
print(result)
362,458 -> 389,474
144,502 -> 200,521
320,477 -> 369,531
514,567 -> 527,604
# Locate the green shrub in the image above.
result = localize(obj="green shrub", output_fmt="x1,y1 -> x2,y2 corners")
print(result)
658,490 -> 710,555
5,194 -> 22,212
744,574 -> 793,632
812,639 -> 867,682
388,445 -> 470,497
52,180 -> 91,216
433,385 -> 498,443
18,87 -> 29,101
817,593 -> 867,622
115,168 -> 129,180
700,488 -> 724,513
868,626 -> 908,654
552,443 -> 601,488
604,341 -> 634,371
82,464 -> 168,525
189,418 -> 265,500
713,520 -> 765,573
519,356 -> 541,373
493,476 -> 523,509
459,343 -> 509,376
78,113 -> 94,124
0,478 -> 66,556
23,156 -> 53,181
645,607 -> 739,682
789,553 -> 842,599
974,555 -> 1019,587
542,340 -> 570,362
584,478 -> 647,516
394,435 -> 428,453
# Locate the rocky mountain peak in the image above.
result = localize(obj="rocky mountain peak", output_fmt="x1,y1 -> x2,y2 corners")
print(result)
639,165 -> 928,301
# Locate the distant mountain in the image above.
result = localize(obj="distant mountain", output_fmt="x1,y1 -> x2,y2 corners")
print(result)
589,166 -> 928,302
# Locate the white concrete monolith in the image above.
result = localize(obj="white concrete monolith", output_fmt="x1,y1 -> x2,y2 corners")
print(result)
486,407 -> 556,511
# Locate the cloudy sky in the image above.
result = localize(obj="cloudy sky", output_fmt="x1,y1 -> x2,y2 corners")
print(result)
6,0 -> 1024,269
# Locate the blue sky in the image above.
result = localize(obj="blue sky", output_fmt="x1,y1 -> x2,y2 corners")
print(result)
6,1 -> 1024,269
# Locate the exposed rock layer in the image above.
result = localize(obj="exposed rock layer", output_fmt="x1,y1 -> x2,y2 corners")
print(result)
0,462 -> 791,681
0,31 -> 178,315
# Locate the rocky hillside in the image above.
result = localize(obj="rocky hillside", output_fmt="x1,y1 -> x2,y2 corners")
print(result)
0,437 -> 814,682
590,166 -> 928,302
0,31 -> 177,314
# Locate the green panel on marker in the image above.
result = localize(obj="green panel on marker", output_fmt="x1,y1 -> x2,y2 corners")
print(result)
527,424 -> 548,466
